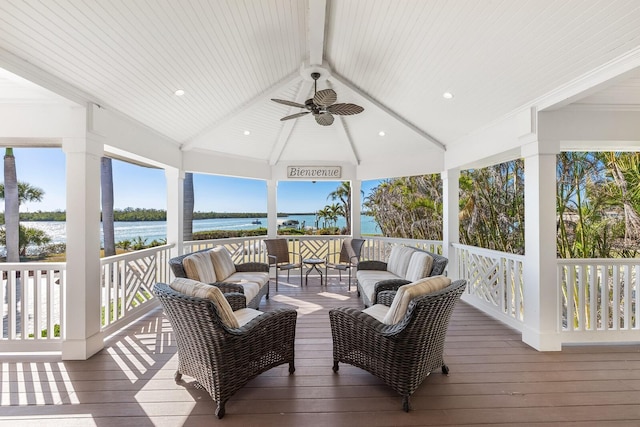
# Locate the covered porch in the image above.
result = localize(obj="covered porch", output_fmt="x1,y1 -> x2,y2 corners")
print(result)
3,272 -> 640,425
0,5 -> 640,425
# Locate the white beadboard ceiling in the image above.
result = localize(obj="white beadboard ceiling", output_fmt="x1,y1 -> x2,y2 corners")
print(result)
0,0 -> 639,169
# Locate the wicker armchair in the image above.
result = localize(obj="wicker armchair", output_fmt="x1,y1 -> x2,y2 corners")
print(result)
264,238 -> 302,290
325,238 -> 365,290
153,282 -> 297,418
329,279 -> 466,412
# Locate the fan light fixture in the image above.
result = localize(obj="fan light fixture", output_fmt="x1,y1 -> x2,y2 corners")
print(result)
271,73 -> 364,126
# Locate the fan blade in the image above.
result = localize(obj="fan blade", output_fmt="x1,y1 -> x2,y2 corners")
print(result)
326,103 -> 364,115
271,98 -> 307,109
280,111 -> 310,121
313,89 -> 337,107
315,112 -> 334,126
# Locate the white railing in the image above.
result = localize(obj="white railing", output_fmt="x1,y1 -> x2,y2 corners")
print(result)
100,244 -> 174,335
454,243 -> 525,331
362,236 -> 443,261
0,262 -> 66,351
559,259 -> 640,342
184,236 -> 268,263
183,235 -> 442,264
184,235 -> 349,265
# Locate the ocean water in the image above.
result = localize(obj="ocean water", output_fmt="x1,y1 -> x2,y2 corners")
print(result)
21,214 -> 381,246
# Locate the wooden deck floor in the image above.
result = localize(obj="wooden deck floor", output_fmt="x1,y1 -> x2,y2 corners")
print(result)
3,274 -> 640,426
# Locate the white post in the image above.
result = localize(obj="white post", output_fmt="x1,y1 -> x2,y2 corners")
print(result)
351,179 -> 362,237
522,140 -> 561,351
267,179 -> 278,237
166,167 -> 184,258
442,168 -> 460,279
61,136 -> 104,360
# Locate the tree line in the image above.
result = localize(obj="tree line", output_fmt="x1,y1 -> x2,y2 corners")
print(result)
0,209 -> 307,222
364,152 -> 640,258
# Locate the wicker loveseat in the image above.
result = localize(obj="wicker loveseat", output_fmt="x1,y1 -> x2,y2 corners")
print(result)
169,246 -> 270,309
356,245 -> 448,307
153,280 -> 297,418
330,278 -> 466,412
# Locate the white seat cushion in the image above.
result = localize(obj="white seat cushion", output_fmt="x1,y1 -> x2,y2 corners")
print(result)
170,278 -> 239,328
182,250 -> 218,283
226,271 -> 269,287
234,308 -> 264,327
382,275 -> 452,325
362,304 -> 389,323
386,246 -> 416,278
356,270 -> 399,302
209,246 -> 237,281
405,251 -> 434,282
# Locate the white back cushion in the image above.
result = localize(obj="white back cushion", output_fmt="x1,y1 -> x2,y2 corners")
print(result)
387,246 -> 416,278
170,278 -> 239,328
382,276 -> 452,325
405,251 -> 434,282
182,250 -> 217,283
209,246 -> 237,281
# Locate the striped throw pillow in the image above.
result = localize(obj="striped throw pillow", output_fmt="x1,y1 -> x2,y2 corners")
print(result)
170,278 -> 239,328
405,251 -> 434,282
209,247 -> 237,281
182,251 -> 217,283
382,275 -> 451,325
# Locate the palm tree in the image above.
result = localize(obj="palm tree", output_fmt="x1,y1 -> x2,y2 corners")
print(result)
101,157 -> 116,256
183,172 -> 194,240
1,149 -> 43,262
327,203 -> 342,228
328,181 -> 352,234
316,207 -> 330,229
0,225 -> 52,257
2,148 -> 19,262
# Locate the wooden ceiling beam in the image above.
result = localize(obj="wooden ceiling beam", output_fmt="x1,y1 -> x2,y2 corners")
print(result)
308,0 -> 327,66
331,72 -> 446,151
181,72 -> 301,151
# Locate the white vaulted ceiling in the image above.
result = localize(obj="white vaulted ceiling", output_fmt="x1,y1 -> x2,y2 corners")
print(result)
0,0 -> 639,175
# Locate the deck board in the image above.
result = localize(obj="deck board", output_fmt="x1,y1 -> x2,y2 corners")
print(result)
2,274 -> 640,426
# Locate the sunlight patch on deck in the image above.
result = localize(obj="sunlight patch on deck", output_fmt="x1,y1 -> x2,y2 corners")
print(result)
317,292 -> 350,301
270,294 -> 323,314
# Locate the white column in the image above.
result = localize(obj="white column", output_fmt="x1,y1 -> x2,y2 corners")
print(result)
61,136 -> 104,360
350,179 -> 362,237
165,167 -> 184,259
442,169 -> 460,279
522,140 -> 561,351
267,180 -> 278,237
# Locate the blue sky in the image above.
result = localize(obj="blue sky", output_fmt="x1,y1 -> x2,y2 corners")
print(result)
2,147 -> 381,213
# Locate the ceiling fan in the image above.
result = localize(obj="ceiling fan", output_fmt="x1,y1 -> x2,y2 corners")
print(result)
271,72 -> 364,126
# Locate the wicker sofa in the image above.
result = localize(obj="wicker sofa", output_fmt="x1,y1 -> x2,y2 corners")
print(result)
356,245 -> 448,307
153,280 -> 297,418
330,278 -> 466,411
169,247 -> 270,309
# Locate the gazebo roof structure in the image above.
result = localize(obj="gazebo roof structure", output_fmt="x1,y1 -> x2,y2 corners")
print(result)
0,0 -> 639,179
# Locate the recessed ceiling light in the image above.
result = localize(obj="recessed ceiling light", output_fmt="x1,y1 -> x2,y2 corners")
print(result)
174,89 -> 185,96
378,131 -> 385,137
443,92 -> 454,99
243,130 -> 251,136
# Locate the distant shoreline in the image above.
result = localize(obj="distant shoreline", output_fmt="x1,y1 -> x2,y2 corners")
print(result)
9,210 -> 318,222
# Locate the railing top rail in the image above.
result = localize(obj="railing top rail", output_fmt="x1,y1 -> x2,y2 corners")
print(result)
558,258 -> 640,265
452,243 -> 525,261
100,243 -> 175,264
0,262 -> 67,269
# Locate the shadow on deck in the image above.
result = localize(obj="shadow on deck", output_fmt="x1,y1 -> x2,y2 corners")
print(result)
2,272 -> 640,426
